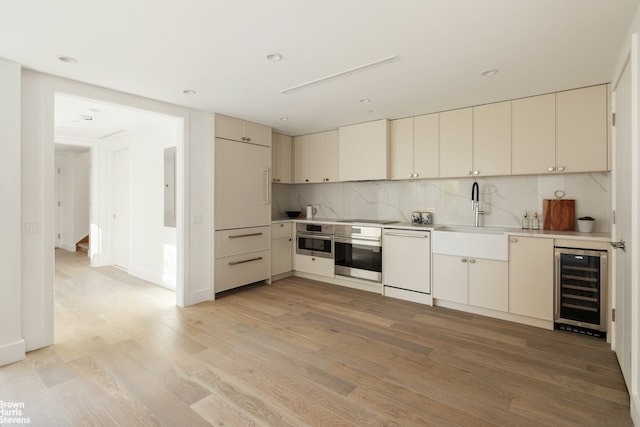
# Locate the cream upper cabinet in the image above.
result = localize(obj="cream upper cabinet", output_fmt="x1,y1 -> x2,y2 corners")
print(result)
512,94 -> 556,175
512,85 -> 608,175
556,85 -> 608,173
215,114 -> 271,147
294,133 -> 312,183
272,132 -> 292,183
293,130 -> 339,183
339,119 -> 389,181
439,108 -> 472,178
509,236 -> 554,320
472,101 -> 511,176
390,114 -> 439,180
324,130 -> 340,182
390,118 -> 413,180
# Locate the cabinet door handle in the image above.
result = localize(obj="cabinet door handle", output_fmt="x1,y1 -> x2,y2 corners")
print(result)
461,258 -> 468,263
264,168 -> 270,204
557,166 -> 565,172
468,258 -> 476,264
547,166 -> 555,172
229,232 -> 263,239
473,170 -> 479,176
510,237 -> 518,243
384,232 -> 429,238
228,256 -> 263,266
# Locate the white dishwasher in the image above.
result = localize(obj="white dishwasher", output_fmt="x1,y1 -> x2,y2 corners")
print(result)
382,228 -> 432,305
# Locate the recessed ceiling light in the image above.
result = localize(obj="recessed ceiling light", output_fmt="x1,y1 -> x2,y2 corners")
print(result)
279,117 -> 289,121
183,89 -> 196,95
481,69 -> 499,77
359,98 -> 371,104
266,53 -> 283,62
57,56 -> 78,64
79,115 -> 93,121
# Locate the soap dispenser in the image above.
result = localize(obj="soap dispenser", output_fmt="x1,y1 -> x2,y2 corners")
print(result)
532,212 -> 540,230
522,211 -> 530,229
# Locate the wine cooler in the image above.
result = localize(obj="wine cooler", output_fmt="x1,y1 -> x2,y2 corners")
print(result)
554,247 -> 608,336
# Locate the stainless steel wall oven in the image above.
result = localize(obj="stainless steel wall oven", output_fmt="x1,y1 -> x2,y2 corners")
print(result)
334,225 -> 382,282
296,223 -> 334,259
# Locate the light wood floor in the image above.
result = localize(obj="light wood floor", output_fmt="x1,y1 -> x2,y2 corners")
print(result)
0,250 -> 632,426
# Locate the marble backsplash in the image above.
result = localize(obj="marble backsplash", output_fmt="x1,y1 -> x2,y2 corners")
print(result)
272,172 -> 611,232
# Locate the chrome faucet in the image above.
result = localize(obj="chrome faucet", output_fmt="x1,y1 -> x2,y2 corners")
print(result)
471,181 -> 485,227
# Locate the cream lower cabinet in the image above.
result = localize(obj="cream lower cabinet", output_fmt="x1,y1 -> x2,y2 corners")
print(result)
214,226 -> 270,293
508,236 -> 554,320
294,254 -> 334,278
432,254 -> 468,304
271,222 -> 293,276
433,254 -> 508,311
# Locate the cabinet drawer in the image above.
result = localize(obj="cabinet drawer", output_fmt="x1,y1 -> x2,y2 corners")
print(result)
294,254 -> 334,278
215,250 -> 270,293
271,222 -> 292,239
215,226 -> 270,258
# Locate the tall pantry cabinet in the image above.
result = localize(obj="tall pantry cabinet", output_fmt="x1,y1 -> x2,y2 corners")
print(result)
213,114 -> 272,293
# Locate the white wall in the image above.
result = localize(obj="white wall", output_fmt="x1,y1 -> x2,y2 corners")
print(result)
56,151 -> 90,251
18,69 -> 211,356
0,58 -> 25,365
105,122 -> 179,290
274,172 -> 611,232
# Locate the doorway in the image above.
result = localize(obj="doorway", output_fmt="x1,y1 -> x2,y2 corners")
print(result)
54,93 -> 183,298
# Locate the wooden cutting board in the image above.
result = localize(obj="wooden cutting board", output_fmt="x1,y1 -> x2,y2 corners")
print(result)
543,199 -> 575,231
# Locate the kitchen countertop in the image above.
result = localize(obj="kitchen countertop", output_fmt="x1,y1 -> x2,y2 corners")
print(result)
272,218 -> 611,242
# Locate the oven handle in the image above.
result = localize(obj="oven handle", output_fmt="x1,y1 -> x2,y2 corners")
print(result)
297,233 -> 333,242
335,236 -> 381,246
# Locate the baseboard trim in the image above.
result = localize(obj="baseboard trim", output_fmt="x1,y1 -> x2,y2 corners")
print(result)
0,339 -> 25,367
187,288 -> 213,306
434,299 -> 554,330
60,242 -> 76,252
293,271 -> 381,293
632,393 -> 639,425
128,266 -> 176,291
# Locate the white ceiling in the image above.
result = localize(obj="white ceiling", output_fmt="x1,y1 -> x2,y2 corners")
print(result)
55,94 -> 177,141
1,0 -> 636,136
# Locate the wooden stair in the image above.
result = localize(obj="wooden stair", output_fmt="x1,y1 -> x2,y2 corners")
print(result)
76,235 -> 89,253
